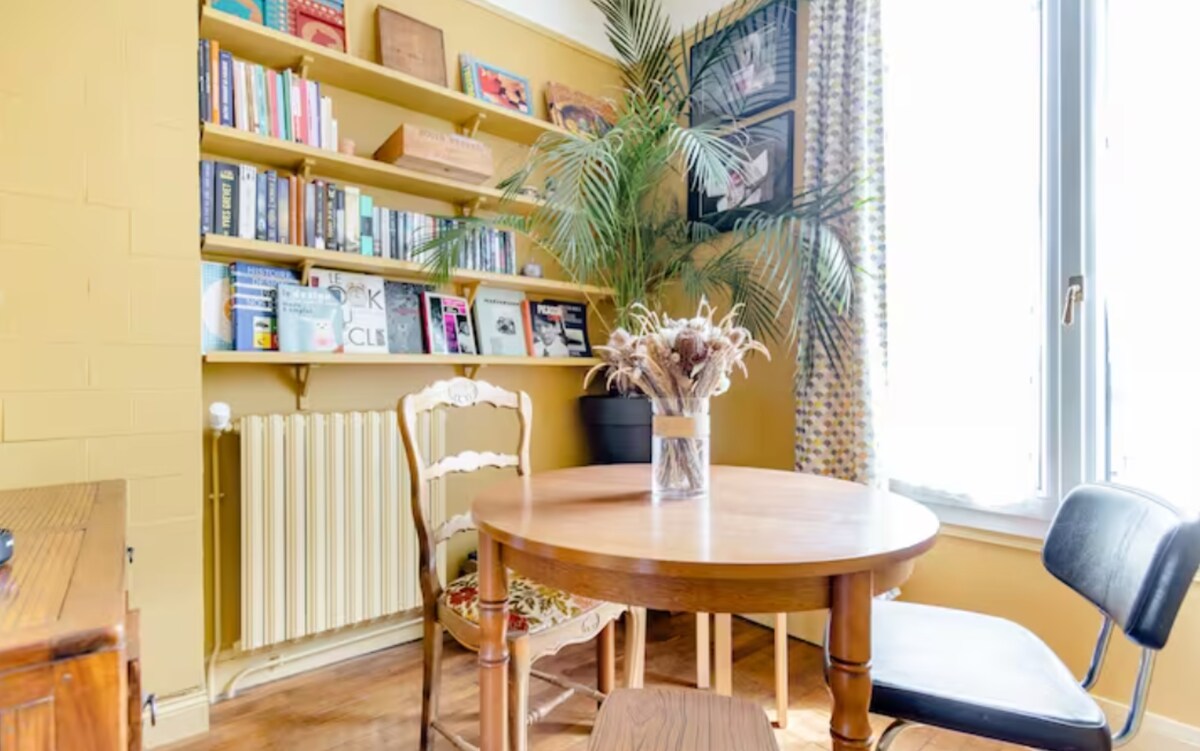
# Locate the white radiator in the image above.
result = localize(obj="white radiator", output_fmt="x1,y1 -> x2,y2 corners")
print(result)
238,409 -> 442,651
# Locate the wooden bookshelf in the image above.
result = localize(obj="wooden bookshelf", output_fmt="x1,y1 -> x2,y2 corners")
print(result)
201,124 -> 540,215
201,235 -> 614,300
200,6 -> 566,145
204,352 -> 600,367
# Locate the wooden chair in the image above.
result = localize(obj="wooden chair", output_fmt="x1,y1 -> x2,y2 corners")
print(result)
399,377 -> 647,751
696,612 -> 789,728
588,688 -> 780,751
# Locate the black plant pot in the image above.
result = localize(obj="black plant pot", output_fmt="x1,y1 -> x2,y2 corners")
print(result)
579,394 -> 651,464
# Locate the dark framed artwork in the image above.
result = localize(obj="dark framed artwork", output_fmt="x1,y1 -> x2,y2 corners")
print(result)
687,110 -> 795,233
689,0 -> 798,126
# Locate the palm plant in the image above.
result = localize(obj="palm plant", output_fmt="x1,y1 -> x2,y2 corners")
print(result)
419,0 -> 858,377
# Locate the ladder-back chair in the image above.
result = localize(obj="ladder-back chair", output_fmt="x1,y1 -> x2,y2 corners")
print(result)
399,377 -> 647,751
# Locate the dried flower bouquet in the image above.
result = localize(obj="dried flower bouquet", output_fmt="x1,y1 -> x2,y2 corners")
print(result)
586,300 -> 769,496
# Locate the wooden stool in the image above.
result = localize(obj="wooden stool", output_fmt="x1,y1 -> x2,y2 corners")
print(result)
589,688 -> 780,751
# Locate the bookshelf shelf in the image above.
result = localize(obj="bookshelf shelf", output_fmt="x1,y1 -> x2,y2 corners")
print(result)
200,6 -> 567,146
204,352 -> 600,367
201,124 -> 540,215
201,235 -> 614,300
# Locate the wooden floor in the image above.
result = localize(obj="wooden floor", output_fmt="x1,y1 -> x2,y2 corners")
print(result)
172,613 -> 1021,751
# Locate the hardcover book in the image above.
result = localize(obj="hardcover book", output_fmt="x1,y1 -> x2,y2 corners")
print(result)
219,50 -> 234,126
421,293 -> 475,355
201,261 -> 233,353
526,300 -> 590,357
277,176 -> 290,244
230,262 -> 300,351
360,194 -> 374,256
265,169 -> 278,242
345,186 -> 361,253
212,0 -> 264,23
277,285 -> 344,353
255,171 -> 268,240
307,269 -> 389,353
214,162 -> 238,236
237,164 -> 257,239
472,287 -> 528,356
384,281 -> 432,354
200,160 -> 215,236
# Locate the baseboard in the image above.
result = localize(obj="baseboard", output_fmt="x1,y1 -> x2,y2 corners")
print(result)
738,614 -> 1200,750
210,614 -> 425,701
144,688 -> 210,749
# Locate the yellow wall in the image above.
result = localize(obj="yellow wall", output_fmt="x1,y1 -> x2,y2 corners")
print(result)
2,0 -> 204,715
203,0 -> 624,655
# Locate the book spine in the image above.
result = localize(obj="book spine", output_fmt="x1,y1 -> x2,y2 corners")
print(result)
231,60 -> 244,130
306,182 -> 318,248
265,169 -> 278,243
344,186 -> 360,254
320,96 -> 333,152
238,165 -> 256,240
198,40 -> 209,123
215,162 -> 237,236
277,176 -> 289,245
298,79 -> 308,145
219,51 -> 233,126
377,208 -> 387,260
522,300 -> 535,356
360,195 -> 374,256
288,175 -> 298,245
209,40 -> 221,123
389,210 -> 399,260
308,82 -> 320,148
324,182 -> 336,251
290,80 -> 302,143
331,118 -> 339,154
257,67 -> 270,137
374,207 -> 383,258
460,54 -> 476,98
255,171 -> 268,241
200,160 -> 215,236
335,188 -> 345,251
265,69 -> 278,139
280,70 -> 292,142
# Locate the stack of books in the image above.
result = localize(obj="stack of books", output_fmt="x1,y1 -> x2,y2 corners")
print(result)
199,38 -> 339,151
200,159 -> 518,273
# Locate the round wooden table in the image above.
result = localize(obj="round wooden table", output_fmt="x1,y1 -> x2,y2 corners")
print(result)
471,464 -> 940,751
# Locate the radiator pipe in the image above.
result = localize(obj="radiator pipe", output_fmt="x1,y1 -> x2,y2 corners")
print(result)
207,402 -> 234,703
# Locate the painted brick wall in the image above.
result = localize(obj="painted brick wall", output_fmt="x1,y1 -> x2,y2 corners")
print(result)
0,0 -> 206,735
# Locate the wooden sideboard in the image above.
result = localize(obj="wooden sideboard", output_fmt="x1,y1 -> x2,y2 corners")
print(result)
0,481 -> 140,750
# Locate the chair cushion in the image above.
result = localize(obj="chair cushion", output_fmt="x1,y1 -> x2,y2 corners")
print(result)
440,571 -> 599,635
871,600 -> 1112,751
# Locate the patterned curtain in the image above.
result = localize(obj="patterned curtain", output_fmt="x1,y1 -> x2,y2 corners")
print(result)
794,0 -> 887,485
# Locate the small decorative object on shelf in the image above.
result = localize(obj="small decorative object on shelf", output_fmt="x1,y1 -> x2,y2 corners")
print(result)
376,7 -> 447,86
520,262 -> 543,278
460,54 -> 532,115
373,123 -> 494,184
338,137 -> 355,155
545,82 -> 617,136
586,300 -> 768,500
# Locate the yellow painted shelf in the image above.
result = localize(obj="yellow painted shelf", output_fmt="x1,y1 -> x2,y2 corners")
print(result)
200,6 -> 566,145
201,124 -> 540,215
201,235 -> 613,300
204,352 -> 600,368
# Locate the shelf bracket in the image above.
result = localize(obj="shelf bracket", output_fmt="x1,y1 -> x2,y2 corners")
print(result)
293,365 -> 315,410
457,198 -> 483,218
460,363 -> 485,380
299,259 -> 315,285
457,113 -> 487,139
296,157 -> 316,181
292,55 -> 315,80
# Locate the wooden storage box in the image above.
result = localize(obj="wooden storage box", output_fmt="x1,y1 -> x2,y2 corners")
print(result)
373,124 -> 494,185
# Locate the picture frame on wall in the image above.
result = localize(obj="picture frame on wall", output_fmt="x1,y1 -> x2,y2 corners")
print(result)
688,0 -> 797,126
687,110 -> 794,233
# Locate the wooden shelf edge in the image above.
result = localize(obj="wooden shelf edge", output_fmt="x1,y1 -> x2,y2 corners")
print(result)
203,352 -> 601,367
199,6 -> 568,145
200,124 -> 540,216
200,235 -> 615,299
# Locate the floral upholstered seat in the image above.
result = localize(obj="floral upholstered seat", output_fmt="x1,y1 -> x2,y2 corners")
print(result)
440,571 -> 599,634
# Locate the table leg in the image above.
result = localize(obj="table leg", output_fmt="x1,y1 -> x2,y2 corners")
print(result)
696,613 -> 710,689
479,531 -> 508,751
828,571 -> 873,750
775,612 -> 788,729
597,620 -> 616,695
714,613 -> 732,696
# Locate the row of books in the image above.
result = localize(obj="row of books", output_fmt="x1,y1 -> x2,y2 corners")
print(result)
200,159 -> 518,273
201,262 -> 592,359
199,38 -> 338,151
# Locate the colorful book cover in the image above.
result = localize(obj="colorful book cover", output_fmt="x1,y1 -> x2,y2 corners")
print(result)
265,0 -> 290,33
200,160 -> 215,236
544,299 -> 591,356
441,295 -> 476,355
230,262 -> 300,351
214,162 -> 238,236
307,269 -> 389,353
219,50 -> 234,126
277,176 -> 290,244
201,261 -> 233,353
527,301 -> 573,358
278,285 -> 344,353
472,287 -> 528,356
384,281 -> 432,354
360,194 -> 374,256
212,0 -> 264,24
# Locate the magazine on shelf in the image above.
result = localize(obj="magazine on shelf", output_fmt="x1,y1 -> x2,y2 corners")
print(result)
472,286 -> 528,356
307,268 -> 389,353
277,285 -> 345,353
525,300 -> 590,357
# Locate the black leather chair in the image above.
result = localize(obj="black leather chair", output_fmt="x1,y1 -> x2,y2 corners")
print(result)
843,484 -> 1200,751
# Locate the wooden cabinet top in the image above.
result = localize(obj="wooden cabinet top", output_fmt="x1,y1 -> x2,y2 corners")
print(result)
0,481 -> 128,671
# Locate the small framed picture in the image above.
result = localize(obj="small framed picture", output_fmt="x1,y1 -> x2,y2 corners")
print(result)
461,55 -> 532,115
546,82 -> 617,136
689,0 -> 797,125
687,111 -> 794,233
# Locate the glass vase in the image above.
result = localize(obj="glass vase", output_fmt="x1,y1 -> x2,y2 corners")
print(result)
651,397 -> 711,499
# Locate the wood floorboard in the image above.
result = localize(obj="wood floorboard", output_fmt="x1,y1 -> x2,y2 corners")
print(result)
170,613 -> 1022,751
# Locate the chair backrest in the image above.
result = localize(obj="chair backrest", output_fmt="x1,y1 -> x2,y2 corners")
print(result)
1043,483 -> 1200,649
398,377 -> 532,609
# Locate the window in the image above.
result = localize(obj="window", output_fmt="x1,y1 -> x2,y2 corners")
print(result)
883,1 -> 1199,523
883,0 -> 1046,511
1097,1 -> 1200,510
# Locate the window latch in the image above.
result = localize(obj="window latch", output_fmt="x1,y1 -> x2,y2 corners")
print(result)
1062,275 -> 1085,327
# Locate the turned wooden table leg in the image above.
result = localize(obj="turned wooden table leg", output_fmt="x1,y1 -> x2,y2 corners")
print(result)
828,571 -> 874,750
479,532 -> 509,751
597,620 -> 616,695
